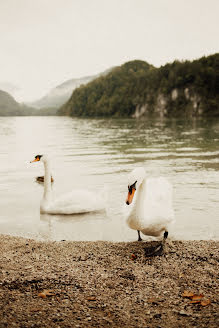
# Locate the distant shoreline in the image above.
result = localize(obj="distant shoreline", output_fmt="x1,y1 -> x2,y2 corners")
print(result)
0,234 -> 218,327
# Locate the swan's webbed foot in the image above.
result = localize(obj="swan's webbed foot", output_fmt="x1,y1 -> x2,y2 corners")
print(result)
137,230 -> 142,242
144,244 -> 163,257
144,231 -> 168,257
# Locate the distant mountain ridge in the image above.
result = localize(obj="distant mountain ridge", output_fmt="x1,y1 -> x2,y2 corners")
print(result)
31,69 -> 112,109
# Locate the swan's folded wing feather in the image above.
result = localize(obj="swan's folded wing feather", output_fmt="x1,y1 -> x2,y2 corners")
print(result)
144,177 -> 174,222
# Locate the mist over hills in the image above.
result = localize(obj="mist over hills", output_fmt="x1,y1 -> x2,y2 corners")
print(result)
0,89 -> 58,116
31,69 -> 112,109
0,90 -> 34,116
0,69 -> 112,116
0,82 -> 19,96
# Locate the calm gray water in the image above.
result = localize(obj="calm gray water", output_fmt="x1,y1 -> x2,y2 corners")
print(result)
0,116 -> 218,241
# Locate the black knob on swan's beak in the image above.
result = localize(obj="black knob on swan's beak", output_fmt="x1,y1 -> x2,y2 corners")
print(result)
126,201 -> 130,205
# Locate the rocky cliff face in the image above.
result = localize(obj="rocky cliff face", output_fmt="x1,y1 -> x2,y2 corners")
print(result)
132,87 -> 204,118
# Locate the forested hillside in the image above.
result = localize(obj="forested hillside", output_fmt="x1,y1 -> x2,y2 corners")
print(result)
59,54 -> 219,117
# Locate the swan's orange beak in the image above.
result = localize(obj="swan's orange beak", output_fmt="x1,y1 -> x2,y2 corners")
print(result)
30,157 -> 40,163
126,188 -> 135,205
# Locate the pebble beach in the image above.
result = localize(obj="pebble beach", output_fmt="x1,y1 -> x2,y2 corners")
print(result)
0,235 -> 218,327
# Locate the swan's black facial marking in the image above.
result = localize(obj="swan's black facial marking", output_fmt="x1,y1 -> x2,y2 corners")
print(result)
128,181 -> 137,193
35,155 -> 42,161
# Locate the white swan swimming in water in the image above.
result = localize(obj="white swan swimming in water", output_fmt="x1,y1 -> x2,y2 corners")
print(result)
125,167 -> 174,243
30,154 -> 105,215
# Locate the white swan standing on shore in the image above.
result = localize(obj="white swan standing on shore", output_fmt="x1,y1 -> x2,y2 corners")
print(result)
30,154 -> 105,214
125,167 -> 174,242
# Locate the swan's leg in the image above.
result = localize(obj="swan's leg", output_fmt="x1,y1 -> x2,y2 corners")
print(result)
163,231 -> 168,240
160,231 -> 169,255
137,230 -> 142,242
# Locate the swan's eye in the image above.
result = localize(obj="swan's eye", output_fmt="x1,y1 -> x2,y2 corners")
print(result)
35,155 -> 42,161
128,181 -> 137,193
133,181 -> 137,190
129,181 -> 137,192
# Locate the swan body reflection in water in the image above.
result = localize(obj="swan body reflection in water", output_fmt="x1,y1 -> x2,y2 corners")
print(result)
39,210 -> 107,241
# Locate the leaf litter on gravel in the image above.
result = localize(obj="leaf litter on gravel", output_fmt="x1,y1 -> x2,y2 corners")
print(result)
38,290 -> 55,298
86,296 -> 97,301
182,290 -> 211,306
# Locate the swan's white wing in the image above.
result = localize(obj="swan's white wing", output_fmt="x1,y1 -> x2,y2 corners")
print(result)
140,177 -> 174,236
46,189 -> 105,214
145,177 -> 174,219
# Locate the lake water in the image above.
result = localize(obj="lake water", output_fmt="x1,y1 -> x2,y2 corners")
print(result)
0,116 -> 218,241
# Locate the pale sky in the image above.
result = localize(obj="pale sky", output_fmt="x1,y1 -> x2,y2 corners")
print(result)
0,0 -> 218,102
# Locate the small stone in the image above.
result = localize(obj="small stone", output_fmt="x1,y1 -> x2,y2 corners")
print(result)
153,313 -> 161,319
178,311 -> 191,316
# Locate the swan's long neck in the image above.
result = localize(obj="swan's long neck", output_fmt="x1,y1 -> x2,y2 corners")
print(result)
137,180 -> 146,211
129,178 -> 146,217
43,160 -> 52,201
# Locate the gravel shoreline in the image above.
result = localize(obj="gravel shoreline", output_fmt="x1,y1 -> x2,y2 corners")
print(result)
0,235 -> 218,327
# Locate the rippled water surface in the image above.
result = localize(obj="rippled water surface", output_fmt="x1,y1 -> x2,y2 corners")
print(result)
0,116 -> 218,241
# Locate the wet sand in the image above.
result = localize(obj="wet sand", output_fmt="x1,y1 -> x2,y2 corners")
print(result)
0,235 -> 218,327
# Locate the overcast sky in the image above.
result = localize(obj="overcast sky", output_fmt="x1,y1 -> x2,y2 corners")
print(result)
0,0 -> 218,102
